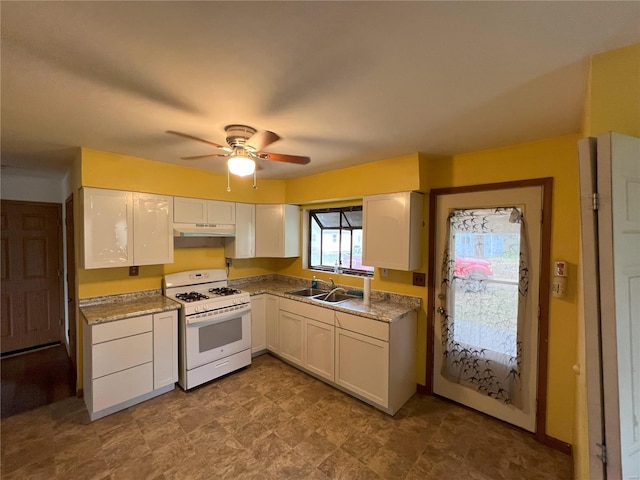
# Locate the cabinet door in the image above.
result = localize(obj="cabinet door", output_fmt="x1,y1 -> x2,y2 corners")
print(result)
255,204 -> 283,257
153,311 -> 178,389
174,197 -> 207,223
362,192 -> 422,271
225,203 -> 255,259
265,295 -> 279,352
93,363 -> 153,412
208,200 -> 236,224
304,318 -> 334,381
255,204 -> 300,258
335,327 -> 389,407
278,310 -> 304,366
133,193 -> 174,266
92,332 -> 153,379
250,295 -> 267,353
83,188 -> 133,269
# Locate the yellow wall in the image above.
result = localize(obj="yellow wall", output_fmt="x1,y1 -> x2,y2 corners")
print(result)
573,42 -> 640,479
426,135 -> 581,444
587,43 -> 640,138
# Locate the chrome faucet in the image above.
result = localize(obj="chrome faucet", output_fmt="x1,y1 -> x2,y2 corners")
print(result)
322,287 -> 347,300
314,277 -> 335,290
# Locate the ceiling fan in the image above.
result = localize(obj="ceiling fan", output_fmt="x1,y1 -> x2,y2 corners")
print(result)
167,125 -> 311,180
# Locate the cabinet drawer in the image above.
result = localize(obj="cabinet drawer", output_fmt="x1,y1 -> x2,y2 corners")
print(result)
91,314 -> 152,344
279,298 -> 334,325
92,362 -> 153,412
92,332 -> 153,378
335,312 -> 389,341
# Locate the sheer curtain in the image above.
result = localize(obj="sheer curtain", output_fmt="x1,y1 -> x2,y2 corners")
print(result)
439,207 -> 529,408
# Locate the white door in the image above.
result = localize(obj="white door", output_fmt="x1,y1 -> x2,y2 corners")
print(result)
433,186 -> 542,431
597,133 -> 640,480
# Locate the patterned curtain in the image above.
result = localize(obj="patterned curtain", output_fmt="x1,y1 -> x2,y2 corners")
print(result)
439,207 -> 529,408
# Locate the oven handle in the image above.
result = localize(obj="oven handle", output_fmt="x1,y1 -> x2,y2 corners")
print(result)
185,304 -> 251,327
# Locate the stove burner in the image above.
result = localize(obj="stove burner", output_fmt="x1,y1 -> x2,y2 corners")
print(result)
176,291 -> 209,302
208,287 -> 241,296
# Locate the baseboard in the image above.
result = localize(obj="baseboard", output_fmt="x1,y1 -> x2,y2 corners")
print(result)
543,434 -> 572,456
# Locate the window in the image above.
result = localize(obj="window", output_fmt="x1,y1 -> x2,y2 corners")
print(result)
308,206 -> 373,275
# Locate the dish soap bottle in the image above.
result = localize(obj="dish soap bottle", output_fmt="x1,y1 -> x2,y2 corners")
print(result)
311,276 -> 318,289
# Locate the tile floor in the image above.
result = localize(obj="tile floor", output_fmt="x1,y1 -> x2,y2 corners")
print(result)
1,354 -> 572,480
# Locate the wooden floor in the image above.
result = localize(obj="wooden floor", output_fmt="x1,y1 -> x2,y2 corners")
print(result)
1,344 -> 76,418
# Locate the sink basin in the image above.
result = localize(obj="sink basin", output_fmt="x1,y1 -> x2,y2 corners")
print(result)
287,288 -> 327,297
312,292 -> 357,303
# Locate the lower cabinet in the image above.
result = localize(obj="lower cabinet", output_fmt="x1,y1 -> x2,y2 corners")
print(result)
250,295 -> 267,354
335,326 -> 389,407
265,295 -> 280,353
83,310 -> 178,421
267,296 -> 416,415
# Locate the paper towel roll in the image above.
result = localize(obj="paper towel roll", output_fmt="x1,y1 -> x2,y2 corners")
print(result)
363,277 -> 371,306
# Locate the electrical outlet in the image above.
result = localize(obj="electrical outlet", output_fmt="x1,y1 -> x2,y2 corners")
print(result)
413,272 -> 426,287
129,266 -> 139,276
380,268 -> 388,277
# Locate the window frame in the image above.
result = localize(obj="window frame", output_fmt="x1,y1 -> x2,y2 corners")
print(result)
307,205 -> 373,277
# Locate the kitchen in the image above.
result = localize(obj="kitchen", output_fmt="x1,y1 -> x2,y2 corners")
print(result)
1,2 -> 639,479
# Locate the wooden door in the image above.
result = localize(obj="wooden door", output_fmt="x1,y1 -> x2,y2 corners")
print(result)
65,195 -> 77,371
1,200 -> 63,354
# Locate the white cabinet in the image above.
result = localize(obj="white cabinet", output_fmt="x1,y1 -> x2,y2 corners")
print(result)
82,188 -> 173,269
278,310 -> 304,366
83,188 -> 133,269
133,192 -> 174,266
278,298 -> 335,382
335,324 -> 389,407
250,295 -> 267,353
208,200 -> 236,224
153,310 -> 178,389
335,310 -> 417,414
174,197 -> 235,224
265,295 -> 279,352
305,318 -> 334,382
83,310 -> 178,421
362,191 -> 423,271
225,203 -> 255,259
174,197 -> 207,223
255,204 -> 300,258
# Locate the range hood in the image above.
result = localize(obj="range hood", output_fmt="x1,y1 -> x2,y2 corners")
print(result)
173,223 -> 235,237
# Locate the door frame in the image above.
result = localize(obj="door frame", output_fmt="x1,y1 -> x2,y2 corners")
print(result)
426,178 -> 563,450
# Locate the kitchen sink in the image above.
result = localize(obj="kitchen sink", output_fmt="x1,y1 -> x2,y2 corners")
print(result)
312,292 -> 357,303
286,288 -> 328,297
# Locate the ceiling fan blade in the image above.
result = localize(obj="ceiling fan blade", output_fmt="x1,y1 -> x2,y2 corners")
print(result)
258,152 -> 311,165
167,130 -> 230,151
180,153 -> 229,160
246,129 -> 280,151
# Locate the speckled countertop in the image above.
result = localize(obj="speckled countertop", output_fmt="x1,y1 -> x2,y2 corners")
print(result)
231,275 -> 421,323
80,289 -> 180,325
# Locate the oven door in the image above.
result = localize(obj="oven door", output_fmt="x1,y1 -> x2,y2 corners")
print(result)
184,306 -> 251,370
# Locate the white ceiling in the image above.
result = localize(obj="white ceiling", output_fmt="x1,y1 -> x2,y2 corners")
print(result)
2,2 -> 639,180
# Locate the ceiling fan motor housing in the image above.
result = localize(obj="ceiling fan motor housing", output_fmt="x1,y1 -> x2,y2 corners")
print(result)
224,124 -> 257,149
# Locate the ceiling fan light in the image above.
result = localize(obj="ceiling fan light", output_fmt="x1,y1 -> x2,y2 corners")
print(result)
227,155 -> 255,177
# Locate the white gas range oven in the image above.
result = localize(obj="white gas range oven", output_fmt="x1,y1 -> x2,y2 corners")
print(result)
163,269 -> 251,390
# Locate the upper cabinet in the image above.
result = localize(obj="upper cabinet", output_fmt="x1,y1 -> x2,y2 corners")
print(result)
83,188 -> 133,269
173,197 -> 235,225
82,188 -> 173,269
255,204 -> 300,258
133,192 -> 174,266
362,191 -> 423,271
225,202 -> 255,259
